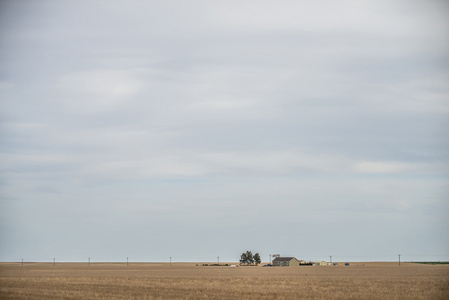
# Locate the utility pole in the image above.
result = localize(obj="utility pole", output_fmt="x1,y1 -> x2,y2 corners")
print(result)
169,257 -> 172,266
330,256 -> 332,264
398,254 -> 401,266
269,254 -> 272,264
53,258 -> 55,266
217,256 -> 220,265
89,257 -> 90,266
127,257 -> 129,266
22,259 -> 23,266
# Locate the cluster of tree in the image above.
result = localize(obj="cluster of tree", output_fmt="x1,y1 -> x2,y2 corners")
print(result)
240,250 -> 261,265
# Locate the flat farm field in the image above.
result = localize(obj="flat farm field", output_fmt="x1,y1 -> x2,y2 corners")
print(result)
1,262 -> 448,299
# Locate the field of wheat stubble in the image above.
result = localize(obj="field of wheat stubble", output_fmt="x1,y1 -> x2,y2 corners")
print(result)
1,262 -> 448,299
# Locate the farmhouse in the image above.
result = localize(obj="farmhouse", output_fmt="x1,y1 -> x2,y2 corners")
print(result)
272,257 -> 301,267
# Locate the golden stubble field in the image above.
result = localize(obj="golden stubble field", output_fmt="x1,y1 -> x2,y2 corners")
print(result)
1,262 -> 448,299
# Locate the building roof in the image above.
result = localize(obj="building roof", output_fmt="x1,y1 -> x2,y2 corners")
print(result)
273,257 -> 297,262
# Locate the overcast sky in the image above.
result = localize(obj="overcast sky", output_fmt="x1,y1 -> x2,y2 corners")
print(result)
1,0 -> 448,263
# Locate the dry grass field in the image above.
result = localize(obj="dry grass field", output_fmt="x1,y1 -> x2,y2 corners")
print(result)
1,262 -> 448,299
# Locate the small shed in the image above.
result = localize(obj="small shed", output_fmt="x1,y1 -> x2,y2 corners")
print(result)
312,261 -> 328,266
272,257 -> 301,267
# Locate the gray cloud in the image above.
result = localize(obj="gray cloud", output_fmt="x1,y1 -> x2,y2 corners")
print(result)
1,0 -> 448,262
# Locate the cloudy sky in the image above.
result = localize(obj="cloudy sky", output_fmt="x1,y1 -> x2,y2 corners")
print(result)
1,0 -> 448,263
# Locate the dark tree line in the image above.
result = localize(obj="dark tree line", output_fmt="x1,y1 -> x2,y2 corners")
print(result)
240,251 -> 261,265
